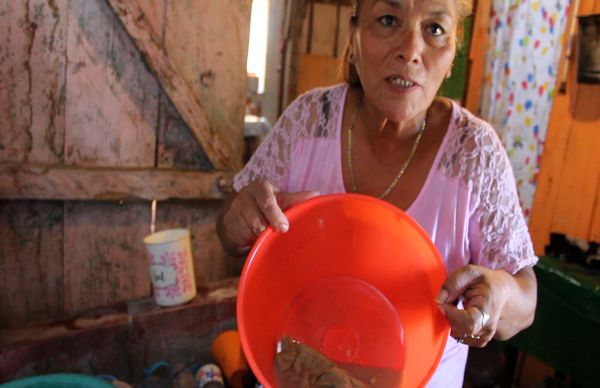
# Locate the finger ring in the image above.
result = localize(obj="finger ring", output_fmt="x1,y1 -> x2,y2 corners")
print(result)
456,335 -> 466,344
479,310 -> 490,328
469,334 -> 481,340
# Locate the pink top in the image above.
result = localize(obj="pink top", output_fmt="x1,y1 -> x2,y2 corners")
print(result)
234,84 -> 538,387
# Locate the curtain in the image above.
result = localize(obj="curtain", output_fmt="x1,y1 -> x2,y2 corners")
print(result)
480,0 -> 572,219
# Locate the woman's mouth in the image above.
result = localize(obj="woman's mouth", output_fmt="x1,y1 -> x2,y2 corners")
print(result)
386,76 -> 418,88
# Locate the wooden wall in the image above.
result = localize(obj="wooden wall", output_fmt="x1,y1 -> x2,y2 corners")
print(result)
0,0 -> 251,330
529,0 -> 600,253
295,0 -> 352,98
466,0 -> 600,253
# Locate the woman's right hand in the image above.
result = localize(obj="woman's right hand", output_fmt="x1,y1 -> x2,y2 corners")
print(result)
217,178 -> 320,256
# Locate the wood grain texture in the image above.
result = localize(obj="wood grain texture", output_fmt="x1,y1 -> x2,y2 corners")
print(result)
163,0 -> 251,168
590,170 -> 600,242
337,6 -> 354,58
136,1 -> 217,170
465,0 -> 492,114
528,89 -> 574,253
283,0 -> 310,108
550,114 -> 600,238
0,279 -> 238,383
310,3 -> 338,56
106,0 -> 247,170
0,200 -> 64,330
0,0 -> 67,164
0,163 -> 233,201
135,0 -> 165,42
63,201 -> 151,314
297,54 -> 342,96
156,92 -> 213,170
65,0 -> 158,168
0,0 -> 246,329
529,0 -> 600,251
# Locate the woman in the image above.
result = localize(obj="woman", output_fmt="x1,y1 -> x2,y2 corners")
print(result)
217,0 -> 538,386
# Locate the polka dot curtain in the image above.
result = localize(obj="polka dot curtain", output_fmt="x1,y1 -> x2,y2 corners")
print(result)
480,0 -> 571,219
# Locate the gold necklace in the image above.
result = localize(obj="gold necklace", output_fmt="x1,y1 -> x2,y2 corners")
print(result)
347,106 -> 426,199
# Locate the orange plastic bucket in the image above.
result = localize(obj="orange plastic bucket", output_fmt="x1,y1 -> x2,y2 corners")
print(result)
237,194 -> 449,387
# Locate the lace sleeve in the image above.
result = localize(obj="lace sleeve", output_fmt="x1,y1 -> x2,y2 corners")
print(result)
233,86 -> 345,192
442,109 -> 538,274
233,102 -> 300,192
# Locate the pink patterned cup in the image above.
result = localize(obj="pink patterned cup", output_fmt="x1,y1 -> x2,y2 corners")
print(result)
143,228 -> 197,307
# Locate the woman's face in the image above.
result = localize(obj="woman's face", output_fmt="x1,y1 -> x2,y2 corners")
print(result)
351,0 -> 458,123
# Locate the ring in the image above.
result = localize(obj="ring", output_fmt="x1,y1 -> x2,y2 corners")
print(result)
479,309 -> 490,328
456,335 -> 466,344
469,334 -> 481,340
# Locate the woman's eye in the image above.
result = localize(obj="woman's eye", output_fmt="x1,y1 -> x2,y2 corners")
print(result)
428,23 -> 446,36
377,15 -> 398,27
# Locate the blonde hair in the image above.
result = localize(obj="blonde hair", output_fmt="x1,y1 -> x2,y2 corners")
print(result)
342,0 -> 474,87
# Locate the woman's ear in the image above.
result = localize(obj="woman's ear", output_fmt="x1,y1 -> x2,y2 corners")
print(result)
446,63 -> 454,79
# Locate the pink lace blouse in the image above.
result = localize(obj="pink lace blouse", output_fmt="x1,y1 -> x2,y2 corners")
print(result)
234,84 -> 537,387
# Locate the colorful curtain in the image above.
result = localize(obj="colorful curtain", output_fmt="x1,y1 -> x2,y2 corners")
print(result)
480,0 -> 571,219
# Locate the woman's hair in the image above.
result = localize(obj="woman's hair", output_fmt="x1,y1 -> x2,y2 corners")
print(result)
342,0 -> 474,87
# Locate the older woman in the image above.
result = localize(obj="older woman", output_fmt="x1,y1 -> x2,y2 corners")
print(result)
217,0 -> 538,386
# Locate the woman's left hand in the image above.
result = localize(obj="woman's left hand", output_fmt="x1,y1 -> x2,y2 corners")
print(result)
436,264 -> 511,348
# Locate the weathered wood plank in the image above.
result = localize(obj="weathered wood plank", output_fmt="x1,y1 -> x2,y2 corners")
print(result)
283,0 -> 310,108
64,0 -> 158,168
63,201 -> 151,314
465,0 -> 492,114
157,94 -> 212,170
106,0 -> 247,171
155,201 -> 241,288
300,1 -> 311,54
549,122 -> 600,239
528,93 -> 574,253
0,0 -> 67,164
590,168 -> 600,243
528,0 -> 600,252
297,54 -> 342,96
127,281 -> 237,382
0,163 -> 233,201
135,0 -> 165,42
311,3 -> 338,56
133,2 -> 216,170
0,200 -> 64,330
337,6 -> 354,58
163,0 -> 251,168
0,279 -> 238,383
550,84 -> 600,240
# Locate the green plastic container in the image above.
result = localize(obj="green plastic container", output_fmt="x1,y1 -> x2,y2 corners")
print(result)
1,373 -> 114,388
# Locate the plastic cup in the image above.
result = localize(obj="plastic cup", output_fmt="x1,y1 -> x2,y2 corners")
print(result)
143,228 -> 197,307
211,330 -> 249,388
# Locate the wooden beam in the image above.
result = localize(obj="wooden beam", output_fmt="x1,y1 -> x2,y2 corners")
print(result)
465,0 -> 492,114
106,0 -> 241,171
0,163 -> 233,201
0,278 -> 238,380
284,0 -> 311,107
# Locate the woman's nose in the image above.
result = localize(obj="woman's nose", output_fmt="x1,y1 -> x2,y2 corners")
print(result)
395,28 -> 422,65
